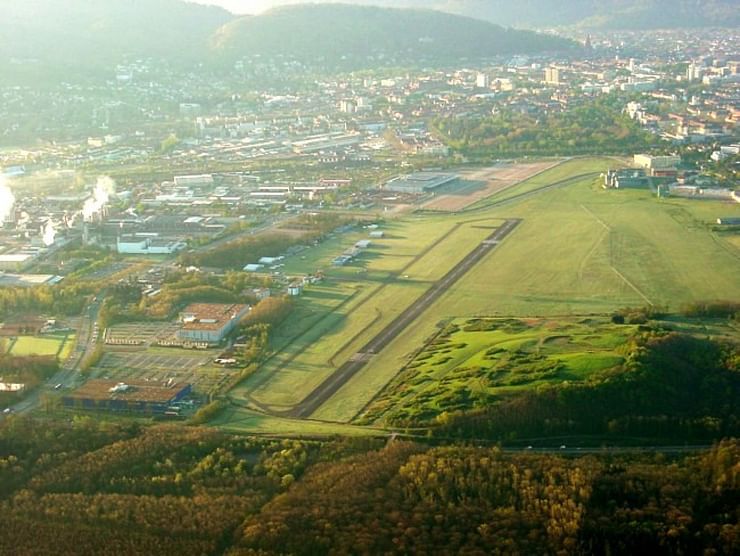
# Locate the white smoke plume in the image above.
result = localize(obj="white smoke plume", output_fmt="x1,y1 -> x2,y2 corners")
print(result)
42,220 -> 56,246
82,176 -> 116,222
17,211 -> 30,228
0,174 -> 15,223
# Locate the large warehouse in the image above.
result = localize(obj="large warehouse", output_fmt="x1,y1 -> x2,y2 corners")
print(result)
177,303 -> 251,344
62,379 -> 192,414
384,172 -> 459,194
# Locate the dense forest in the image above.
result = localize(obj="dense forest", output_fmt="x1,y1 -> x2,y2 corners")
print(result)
0,418 -> 737,555
0,282 -> 93,319
433,96 -> 658,158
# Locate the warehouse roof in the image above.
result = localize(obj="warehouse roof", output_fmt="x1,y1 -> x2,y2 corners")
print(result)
180,303 -> 249,331
66,379 -> 189,403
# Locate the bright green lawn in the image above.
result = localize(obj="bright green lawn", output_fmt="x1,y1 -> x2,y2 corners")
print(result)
358,316 -> 635,425
9,335 -> 66,357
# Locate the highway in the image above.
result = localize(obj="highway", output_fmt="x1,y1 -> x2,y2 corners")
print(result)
289,218 -> 522,418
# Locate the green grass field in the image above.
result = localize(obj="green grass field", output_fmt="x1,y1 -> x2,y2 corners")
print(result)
7,333 -> 74,358
211,404 -> 385,437
464,156 -> 620,209
230,217 -> 505,413
222,156 -> 740,431
358,316 -> 636,425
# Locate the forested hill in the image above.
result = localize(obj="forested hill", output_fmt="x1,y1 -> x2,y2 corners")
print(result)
276,1 -> 740,29
0,1 -> 572,74
479,0 -> 740,28
0,0 -> 233,66
210,4 -> 574,65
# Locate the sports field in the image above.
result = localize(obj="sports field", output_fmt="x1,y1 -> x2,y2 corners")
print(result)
222,157 -> 740,430
6,333 -> 75,358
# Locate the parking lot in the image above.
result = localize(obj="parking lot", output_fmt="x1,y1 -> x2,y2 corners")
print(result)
93,340 -> 234,395
105,322 -> 180,346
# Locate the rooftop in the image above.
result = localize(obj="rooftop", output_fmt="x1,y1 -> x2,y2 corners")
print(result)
65,379 -> 189,403
181,303 -> 249,331
384,172 -> 459,192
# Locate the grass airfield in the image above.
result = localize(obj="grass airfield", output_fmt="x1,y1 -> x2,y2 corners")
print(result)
221,157 -> 740,433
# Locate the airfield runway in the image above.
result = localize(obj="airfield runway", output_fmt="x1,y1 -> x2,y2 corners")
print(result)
290,218 -> 522,418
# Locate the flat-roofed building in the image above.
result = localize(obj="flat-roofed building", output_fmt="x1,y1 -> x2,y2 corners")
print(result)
62,379 -> 192,414
0,273 -> 63,287
174,174 -> 214,188
291,133 -> 361,154
634,154 -> 681,170
177,303 -> 250,344
384,172 -> 459,194
0,251 -> 40,271
116,235 -> 187,255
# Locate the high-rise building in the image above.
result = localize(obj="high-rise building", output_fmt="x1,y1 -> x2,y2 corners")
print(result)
544,67 -> 560,85
476,73 -> 490,88
686,63 -> 703,82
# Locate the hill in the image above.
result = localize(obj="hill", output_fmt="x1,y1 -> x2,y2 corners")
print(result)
268,1 -> 740,29
0,0 -> 233,69
210,4 -> 574,66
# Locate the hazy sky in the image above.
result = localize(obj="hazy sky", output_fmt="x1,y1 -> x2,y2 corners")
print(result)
189,1 -> 451,15
190,1 -> 299,14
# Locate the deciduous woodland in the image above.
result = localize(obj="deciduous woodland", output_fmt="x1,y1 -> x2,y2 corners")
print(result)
0,419 -> 737,555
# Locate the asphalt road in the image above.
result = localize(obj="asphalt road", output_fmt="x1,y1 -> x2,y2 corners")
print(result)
2,295 -> 104,418
289,218 -> 522,418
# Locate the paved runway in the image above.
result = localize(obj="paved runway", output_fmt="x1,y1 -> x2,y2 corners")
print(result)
290,218 -> 522,418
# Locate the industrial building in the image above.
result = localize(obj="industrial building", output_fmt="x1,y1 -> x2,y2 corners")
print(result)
62,379 -> 192,414
634,154 -> 682,171
173,174 -> 214,188
604,168 -> 648,188
0,273 -> 63,287
177,303 -> 251,344
291,133 -> 361,154
0,252 -> 39,271
384,172 -> 459,194
116,235 -> 187,255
